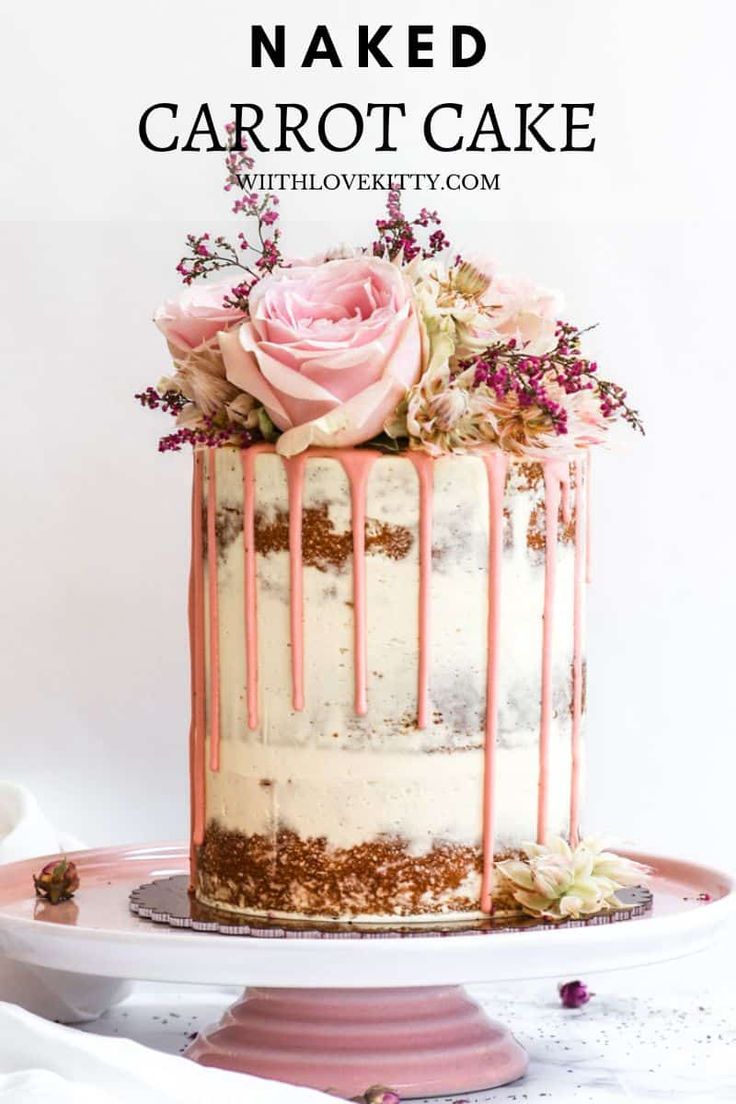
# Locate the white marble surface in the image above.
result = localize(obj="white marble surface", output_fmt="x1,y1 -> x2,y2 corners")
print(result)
77,941 -> 736,1103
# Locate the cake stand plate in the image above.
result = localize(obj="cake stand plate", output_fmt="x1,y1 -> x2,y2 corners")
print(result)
0,844 -> 732,1100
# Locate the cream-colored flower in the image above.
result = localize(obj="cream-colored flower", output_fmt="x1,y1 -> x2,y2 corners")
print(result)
390,337 -> 498,456
496,837 -> 650,921
476,388 -> 564,456
407,257 -> 489,354
399,358 -> 612,458
429,386 -> 471,432
406,255 -> 560,367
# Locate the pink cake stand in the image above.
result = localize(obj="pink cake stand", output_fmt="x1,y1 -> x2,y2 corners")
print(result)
0,844 -> 732,1100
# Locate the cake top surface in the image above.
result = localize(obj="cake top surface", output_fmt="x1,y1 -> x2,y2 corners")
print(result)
138,123 -> 643,460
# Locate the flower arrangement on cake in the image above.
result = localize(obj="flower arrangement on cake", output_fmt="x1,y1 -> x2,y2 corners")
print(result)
139,124 -> 649,928
138,124 -> 643,461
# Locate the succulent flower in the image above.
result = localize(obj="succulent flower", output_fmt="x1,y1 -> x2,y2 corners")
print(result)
495,837 -> 650,921
33,858 -> 80,904
558,980 -> 591,1009
351,1087 -> 401,1104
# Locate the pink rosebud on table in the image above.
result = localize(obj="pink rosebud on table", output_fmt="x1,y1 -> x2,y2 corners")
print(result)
351,1087 -> 401,1104
558,980 -> 591,1009
32,857 -> 80,904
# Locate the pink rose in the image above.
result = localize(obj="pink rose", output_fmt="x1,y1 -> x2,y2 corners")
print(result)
219,257 -> 422,456
473,267 -> 562,357
154,281 -> 245,352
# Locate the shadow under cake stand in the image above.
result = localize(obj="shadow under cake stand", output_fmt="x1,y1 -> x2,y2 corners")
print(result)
0,844 -> 732,1100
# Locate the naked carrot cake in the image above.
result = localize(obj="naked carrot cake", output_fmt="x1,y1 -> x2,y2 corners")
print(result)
139,130 -> 645,926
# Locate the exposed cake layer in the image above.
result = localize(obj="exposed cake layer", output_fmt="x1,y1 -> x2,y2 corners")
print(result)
196,822 -> 528,922
191,447 -> 586,922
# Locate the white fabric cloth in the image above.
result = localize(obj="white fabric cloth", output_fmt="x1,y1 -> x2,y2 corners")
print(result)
0,783 -> 85,863
0,1002 -> 333,1103
0,785 -> 334,1102
0,782 -> 132,1022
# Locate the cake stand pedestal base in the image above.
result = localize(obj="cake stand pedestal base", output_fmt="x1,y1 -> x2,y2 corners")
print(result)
185,984 -> 528,1099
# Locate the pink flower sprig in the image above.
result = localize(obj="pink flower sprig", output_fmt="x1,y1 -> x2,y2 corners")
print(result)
135,386 -> 259,453
372,186 -> 452,263
158,417 -> 258,454
175,122 -> 284,313
467,322 -> 644,438
134,386 -> 189,416
470,347 -> 570,435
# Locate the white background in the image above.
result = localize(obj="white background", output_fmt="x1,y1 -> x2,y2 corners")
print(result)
1,0 -> 735,876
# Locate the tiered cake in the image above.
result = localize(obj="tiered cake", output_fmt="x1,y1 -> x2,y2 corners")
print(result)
144,172 -> 642,927
188,445 -> 587,922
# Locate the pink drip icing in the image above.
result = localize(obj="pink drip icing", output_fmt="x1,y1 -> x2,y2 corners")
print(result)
207,449 -> 221,772
585,448 -> 592,585
569,457 -> 586,845
242,445 -> 272,730
190,452 -> 206,853
284,455 -> 307,712
560,471 -> 572,526
537,459 -> 569,843
408,454 -> 434,729
248,444 -> 384,720
479,451 -> 508,913
187,571 -> 195,877
339,452 -> 379,716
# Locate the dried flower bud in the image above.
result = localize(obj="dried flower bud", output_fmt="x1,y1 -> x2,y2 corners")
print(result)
452,260 -> 492,299
351,1087 -> 401,1104
558,980 -> 591,1009
33,858 -> 80,905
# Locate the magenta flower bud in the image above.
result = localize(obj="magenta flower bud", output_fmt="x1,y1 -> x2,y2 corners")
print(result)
558,980 -> 591,1009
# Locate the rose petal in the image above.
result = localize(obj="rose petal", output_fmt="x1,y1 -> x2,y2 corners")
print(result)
219,328 -> 294,429
274,306 -> 422,456
275,376 -> 398,457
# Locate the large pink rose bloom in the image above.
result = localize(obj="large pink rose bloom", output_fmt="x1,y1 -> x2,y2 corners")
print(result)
154,280 -> 245,351
219,257 -> 423,457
